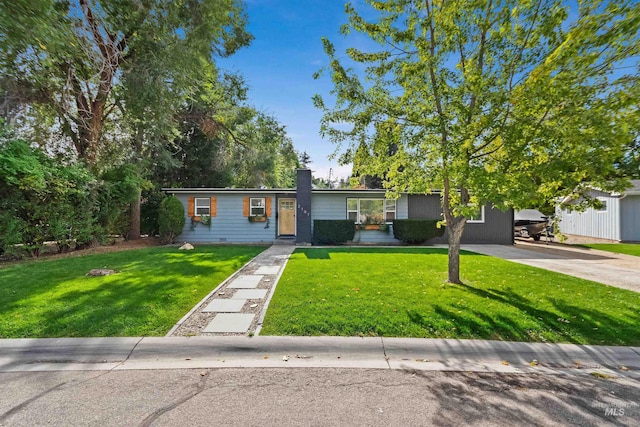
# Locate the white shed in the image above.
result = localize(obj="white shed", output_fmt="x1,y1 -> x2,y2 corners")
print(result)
556,180 -> 640,242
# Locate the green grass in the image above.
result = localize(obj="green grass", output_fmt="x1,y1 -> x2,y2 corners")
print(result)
579,243 -> 640,257
0,245 -> 266,338
261,248 -> 640,346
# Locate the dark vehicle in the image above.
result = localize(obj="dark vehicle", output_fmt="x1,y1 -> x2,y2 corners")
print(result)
514,209 -> 550,241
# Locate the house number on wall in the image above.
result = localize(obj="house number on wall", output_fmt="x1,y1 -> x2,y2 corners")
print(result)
297,203 -> 310,216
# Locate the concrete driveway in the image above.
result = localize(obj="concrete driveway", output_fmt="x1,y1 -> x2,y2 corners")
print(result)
462,242 -> 640,293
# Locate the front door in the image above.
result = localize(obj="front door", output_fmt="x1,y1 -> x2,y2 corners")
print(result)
278,198 -> 296,236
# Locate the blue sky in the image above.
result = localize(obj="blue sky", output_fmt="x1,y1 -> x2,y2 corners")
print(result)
219,0 -> 356,182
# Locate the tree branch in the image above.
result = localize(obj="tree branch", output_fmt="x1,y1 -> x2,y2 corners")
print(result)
79,0 -> 109,59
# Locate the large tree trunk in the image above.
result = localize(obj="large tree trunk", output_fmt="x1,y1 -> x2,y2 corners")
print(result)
128,189 -> 141,240
446,219 -> 466,284
441,177 -> 468,284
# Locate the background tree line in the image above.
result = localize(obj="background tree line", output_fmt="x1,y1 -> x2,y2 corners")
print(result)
0,0 -> 299,257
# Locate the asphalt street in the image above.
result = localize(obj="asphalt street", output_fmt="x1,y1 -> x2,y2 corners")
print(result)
1,336 -> 639,426
1,368 -> 639,426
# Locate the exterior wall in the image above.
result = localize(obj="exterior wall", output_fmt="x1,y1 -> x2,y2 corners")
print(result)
310,192 -> 409,244
556,190 -> 621,241
408,194 -> 513,244
171,189 -> 512,245
175,193 -> 277,243
620,195 -> 640,241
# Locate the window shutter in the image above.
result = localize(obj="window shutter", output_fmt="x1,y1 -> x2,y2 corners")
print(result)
243,197 -> 250,216
187,197 -> 195,217
266,197 -> 272,217
210,197 -> 216,217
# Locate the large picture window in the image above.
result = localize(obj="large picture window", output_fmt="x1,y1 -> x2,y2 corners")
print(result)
347,198 -> 396,224
195,198 -> 211,216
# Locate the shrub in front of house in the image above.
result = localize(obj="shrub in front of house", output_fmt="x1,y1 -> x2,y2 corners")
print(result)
158,195 -> 185,244
392,219 -> 444,244
313,220 -> 356,244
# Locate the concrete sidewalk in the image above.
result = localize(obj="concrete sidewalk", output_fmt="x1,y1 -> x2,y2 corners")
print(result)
1,336 -> 638,378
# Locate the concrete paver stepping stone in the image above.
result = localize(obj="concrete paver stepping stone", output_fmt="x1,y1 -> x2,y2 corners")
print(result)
232,289 -> 268,300
254,266 -> 280,275
203,314 -> 255,333
202,299 -> 246,313
228,275 -> 262,289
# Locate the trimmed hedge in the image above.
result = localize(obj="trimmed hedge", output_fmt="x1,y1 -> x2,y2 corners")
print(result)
392,219 -> 444,244
159,195 -> 186,244
313,220 -> 356,244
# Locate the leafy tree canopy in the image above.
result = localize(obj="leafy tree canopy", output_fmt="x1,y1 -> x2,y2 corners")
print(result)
0,0 -> 252,168
314,0 -> 640,283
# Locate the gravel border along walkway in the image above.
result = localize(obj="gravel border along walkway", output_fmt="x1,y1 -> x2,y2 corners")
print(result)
167,244 -> 295,337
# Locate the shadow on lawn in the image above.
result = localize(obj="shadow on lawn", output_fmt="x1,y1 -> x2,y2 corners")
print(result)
0,247 -> 261,337
407,282 -> 640,346
299,247 -> 454,259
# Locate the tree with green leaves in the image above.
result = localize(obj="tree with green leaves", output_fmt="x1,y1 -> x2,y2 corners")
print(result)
0,0 -> 251,167
314,0 -> 639,283
151,75 -> 300,189
1,0 -> 253,240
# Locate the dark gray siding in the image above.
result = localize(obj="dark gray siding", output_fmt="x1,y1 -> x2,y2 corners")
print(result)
408,194 -> 513,244
620,195 -> 640,241
408,194 -> 442,218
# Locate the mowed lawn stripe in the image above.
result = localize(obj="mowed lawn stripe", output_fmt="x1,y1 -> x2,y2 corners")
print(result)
260,248 -> 640,346
579,243 -> 640,257
0,245 -> 266,338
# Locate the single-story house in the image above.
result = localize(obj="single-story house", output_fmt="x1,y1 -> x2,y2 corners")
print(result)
555,180 -> 640,242
163,169 -> 513,245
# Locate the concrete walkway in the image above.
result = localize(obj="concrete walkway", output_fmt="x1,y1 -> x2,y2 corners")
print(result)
1,336 -> 638,378
1,243 -> 639,379
462,243 -> 640,293
167,244 -> 296,337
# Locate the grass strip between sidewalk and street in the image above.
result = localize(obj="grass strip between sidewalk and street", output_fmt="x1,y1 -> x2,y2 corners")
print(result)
578,243 -> 640,257
0,245 -> 266,338
261,247 -> 640,346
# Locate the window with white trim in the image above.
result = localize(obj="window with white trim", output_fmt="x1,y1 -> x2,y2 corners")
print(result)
195,198 -> 210,216
347,198 -> 396,224
250,198 -> 266,216
596,198 -> 607,212
467,205 -> 485,223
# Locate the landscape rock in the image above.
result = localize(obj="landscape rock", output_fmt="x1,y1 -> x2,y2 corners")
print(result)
86,269 -> 117,277
179,243 -> 195,250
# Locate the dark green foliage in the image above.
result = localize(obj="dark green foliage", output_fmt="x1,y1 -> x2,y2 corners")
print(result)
0,130 -> 100,257
140,185 -> 165,236
158,195 -> 185,244
96,165 -> 145,237
392,219 -> 444,244
313,220 -> 355,245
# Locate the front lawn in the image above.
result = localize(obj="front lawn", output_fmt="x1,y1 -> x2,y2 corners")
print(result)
0,245 -> 266,338
579,243 -> 640,257
261,248 -> 640,346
